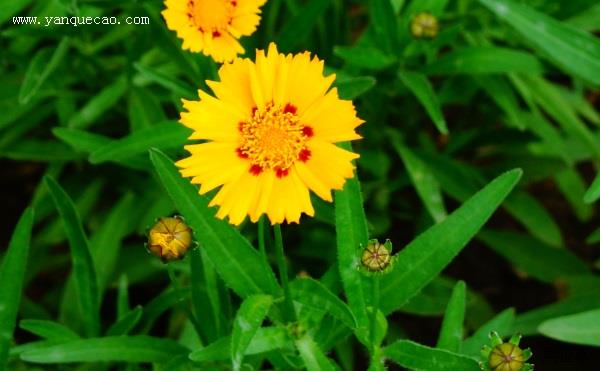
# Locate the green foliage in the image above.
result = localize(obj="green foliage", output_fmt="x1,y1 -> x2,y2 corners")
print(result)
2,0 -> 600,369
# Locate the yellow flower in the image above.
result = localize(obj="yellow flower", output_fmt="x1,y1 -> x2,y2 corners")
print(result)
161,0 -> 266,62
177,43 -> 364,225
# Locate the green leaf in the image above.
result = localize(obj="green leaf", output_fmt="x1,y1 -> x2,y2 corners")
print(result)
379,169 -> 522,314
90,122 -> 190,164
127,87 -> 167,131
44,176 -> 99,337
335,76 -> 376,100
555,168 -> 593,221
290,278 -> 357,329
231,295 -> 273,371
276,0 -> 332,49
105,306 -> 143,337
584,173 -> 600,204
0,0 -> 32,25
295,334 -> 337,371
393,141 -> 447,223
19,336 -> 187,364
335,152 -> 370,343
19,38 -> 69,104
68,76 -> 128,129
478,0 -> 600,85
190,248 -> 221,343
514,292 -> 600,336
384,340 -> 480,371
19,320 -> 80,341
0,208 -> 34,369
369,0 -> 400,54
189,327 -> 292,362
149,149 -> 281,297
436,281 -> 466,352
89,193 -> 135,292
133,63 -> 195,98
463,308 -> 515,356
424,47 -> 543,75
333,46 -> 395,70
0,140 -> 80,162
478,230 -> 588,284
539,309 -> 600,347
398,71 -> 448,134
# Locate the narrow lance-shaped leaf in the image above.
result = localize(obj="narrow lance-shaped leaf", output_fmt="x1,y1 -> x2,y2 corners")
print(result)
149,149 -> 281,297
335,143 -> 370,344
275,0 -> 332,49
19,320 -> 80,341
19,38 -> 69,104
290,278 -> 357,329
0,208 -> 34,369
538,309 -> 600,347
398,71 -> 448,134
463,308 -> 515,356
44,176 -> 100,337
584,173 -> 600,204
19,336 -> 187,364
89,122 -> 191,164
231,295 -> 273,371
295,333 -> 337,371
478,0 -> 600,85
436,281 -> 466,352
384,340 -> 480,371
379,169 -> 522,314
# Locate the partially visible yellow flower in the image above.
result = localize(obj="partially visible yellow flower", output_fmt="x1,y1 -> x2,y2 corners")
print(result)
177,43 -> 364,225
162,0 -> 266,62
147,216 -> 193,261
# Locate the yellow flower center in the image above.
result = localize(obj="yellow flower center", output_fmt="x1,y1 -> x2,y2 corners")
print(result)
187,0 -> 235,36
238,103 -> 313,177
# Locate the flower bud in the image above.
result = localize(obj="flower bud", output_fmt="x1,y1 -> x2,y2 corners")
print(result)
411,12 -> 439,39
481,332 -> 533,371
361,239 -> 392,273
147,216 -> 193,262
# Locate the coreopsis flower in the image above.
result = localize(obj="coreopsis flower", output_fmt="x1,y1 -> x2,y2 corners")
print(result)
162,0 -> 266,62
177,43 -> 364,225
147,216 -> 193,261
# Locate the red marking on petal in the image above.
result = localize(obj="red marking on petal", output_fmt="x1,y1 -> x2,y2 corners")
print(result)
236,148 -> 248,159
251,106 -> 257,115
298,148 -> 311,162
231,0 -> 237,6
302,126 -> 314,137
212,30 -> 221,38
283,103 -> 297,114
238,121 -> 246,132
275,167 -> 289,178
250,164 -> 262,175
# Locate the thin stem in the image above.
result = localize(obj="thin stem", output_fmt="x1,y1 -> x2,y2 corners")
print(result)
369,275 -> 380,352
273,224 -> 296,322
258,216 -> 267,258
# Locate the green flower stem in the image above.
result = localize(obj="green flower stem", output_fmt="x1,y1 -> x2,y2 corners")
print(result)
370,275 -> 380,352
273,224 -> 296,322
166,264 -> 203,339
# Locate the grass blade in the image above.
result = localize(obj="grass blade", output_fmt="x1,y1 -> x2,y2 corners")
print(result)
19,320 -> 80,341
44,176 -> 99,337
276,0 -> 332,49
149,149 -> 281,297
0,208 -> 34,369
